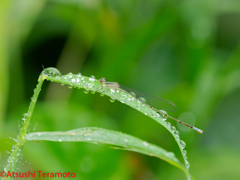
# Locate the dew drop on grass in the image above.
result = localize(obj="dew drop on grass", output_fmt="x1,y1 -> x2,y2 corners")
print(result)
68,85 -> 73,89
71,78 -> 76,83
77,73 -> 82,77
183,150 -> 187,156
166,122 -> 171,128
179,140 -> 186,149
100,93 -> 104,97
89,76 -> 95,82
42,67 -> 61,77
171,126 -> 176,131
67,72 -> 73,78
159,110 -> 167,121
110,98 -> 115,103
84,89 -> 89,94
185,160 -> 190,169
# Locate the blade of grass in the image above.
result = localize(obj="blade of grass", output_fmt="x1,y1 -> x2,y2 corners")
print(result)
45,68 -> 193,179
25,127 -> 187,174
3,68 -> 194,180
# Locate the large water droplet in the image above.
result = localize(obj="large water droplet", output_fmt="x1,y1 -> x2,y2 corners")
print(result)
110,98 -> 115,103
171,126 -> 176,131
42,68 -> 61,77
84,89 -> 89,94
179,140 -> 186,149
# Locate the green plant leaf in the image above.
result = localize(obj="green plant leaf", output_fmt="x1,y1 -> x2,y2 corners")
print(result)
25,127 -> 187,174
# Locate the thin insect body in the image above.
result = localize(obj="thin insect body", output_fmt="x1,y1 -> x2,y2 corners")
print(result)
99,78 -> 203,134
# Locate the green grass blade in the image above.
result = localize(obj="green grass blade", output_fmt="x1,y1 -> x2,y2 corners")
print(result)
45,68 -> 193,179
25,127 -> 187,174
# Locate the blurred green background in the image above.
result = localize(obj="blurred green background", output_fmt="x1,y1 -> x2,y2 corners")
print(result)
1,0 -> 240,179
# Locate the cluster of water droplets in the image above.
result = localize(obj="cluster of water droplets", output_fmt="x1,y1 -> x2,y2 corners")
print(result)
41,72 -> 192,178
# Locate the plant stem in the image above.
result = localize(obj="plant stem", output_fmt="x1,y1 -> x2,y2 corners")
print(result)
3,74 -> 45,178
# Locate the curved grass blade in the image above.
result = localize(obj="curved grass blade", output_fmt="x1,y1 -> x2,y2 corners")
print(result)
45,68 -> 195,179
25,127 -> 187,175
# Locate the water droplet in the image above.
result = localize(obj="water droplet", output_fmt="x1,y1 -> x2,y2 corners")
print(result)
71,78 -> 76,83
110,89 -> 115,93
67,72 -> 73,78
139,97 -> 146,103
166,122 -> 171,127
77,73 -> 82,77
91,91 -> 95,94
183,150 -> 187,156
100,93 -> 104,97
171,126 -> 176,131
22,113 -> 28,121
42,68 -> 61,77
84,89 -> 89,94
68,85 -> 73,89
31,97 -> 36,102
174,130 -> 179,136
89,76 -> 95,81
185,160 -> 190,169
179,140 -> 186,149
61,83 -> 65,86
110,98 -> 115,103
159,110 -> 168,121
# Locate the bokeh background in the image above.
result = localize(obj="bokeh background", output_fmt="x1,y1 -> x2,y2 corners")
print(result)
1,0 -> 240,179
